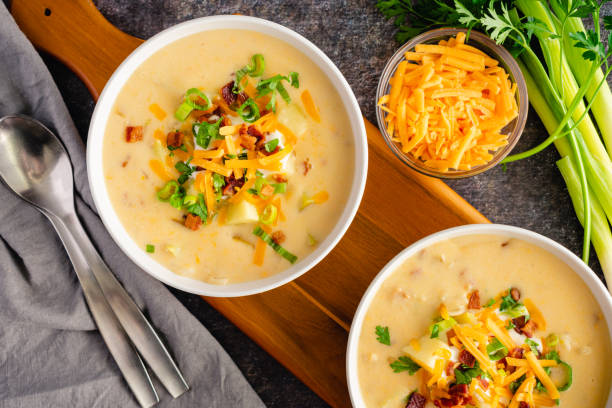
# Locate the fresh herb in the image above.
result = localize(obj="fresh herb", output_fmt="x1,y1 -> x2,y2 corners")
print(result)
525,338 -> 540,354
264,138 -> 279,152
546,333 -> 560,348
233,54 -> 266,93
167,143 -> 188,152
389,356 -> 421,375
483,298 -> 495,308
486,337 -> 508,361
212,173 -> 226,192
193,118 -> 223,149
509,375 -> 526,394
375,325 -> 391,345
506,321 -> 516,330
236,98 -> 261,123
146,244 -> 155,253
252,226 -> 298,263
175,160 -> 194,184
186,193 -> 208,222
430,323 -> 440,339
454,361 -> 484,385
256,73 -> 300,112
499,290 -> 519,311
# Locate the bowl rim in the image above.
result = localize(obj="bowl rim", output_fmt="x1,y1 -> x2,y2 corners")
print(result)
346,224 -> 612,408
375,28 -> 529,179
86,15 -> 368,297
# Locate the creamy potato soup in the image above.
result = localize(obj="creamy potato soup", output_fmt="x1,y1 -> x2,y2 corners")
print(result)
358,235 -> 611,408
103,30 -> 354,284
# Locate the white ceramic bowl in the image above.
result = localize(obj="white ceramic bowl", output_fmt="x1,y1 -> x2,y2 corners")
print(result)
346,224 -> 612,408
87,16 -> 368,297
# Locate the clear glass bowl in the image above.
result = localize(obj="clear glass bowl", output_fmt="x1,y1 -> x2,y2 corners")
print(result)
375,28 -> 528,179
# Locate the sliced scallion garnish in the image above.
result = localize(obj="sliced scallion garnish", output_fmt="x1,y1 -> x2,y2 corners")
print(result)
253,226 -> 297,264
146,244 -> 155,253
157,181 -> 180,201
264,138 -> 279,152
237,98 -> 260,123
259,204 -> 278,225
174,88 -> 211,121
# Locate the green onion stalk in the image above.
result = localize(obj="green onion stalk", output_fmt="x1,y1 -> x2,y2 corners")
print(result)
549,0 -> 612,154
517,63 -> 612,285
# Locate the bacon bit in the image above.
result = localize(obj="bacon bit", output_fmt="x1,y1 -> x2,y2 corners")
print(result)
449,384 -> 469,397
271,231 -> 286,244
510,287 -> 521,301
260,184 -> 275,197
519,319 -> 538,338
247,125 -> 264,140
222,174 -> 245,196
236,91 -> 248,107
221,116 -> 232,127
303,158 -> 312,175
479,378 -> 489,390
221,81 -> 236,106
446,328 -> 457,346
166,131 -> 184,148
519,402 -> 529,408
405,392 -> 426,408
467,290 -> 480,309
184,213 -> 202,231
239,133 -> 257,150
272,174 -> 288,183
501,240 -> 510,247
458,349 -> 475,368
445,361 -> 455,376
510,347 -> 525,358
121,160 -> 129,168
125,126 -> 143,142
512,316 -> 527,329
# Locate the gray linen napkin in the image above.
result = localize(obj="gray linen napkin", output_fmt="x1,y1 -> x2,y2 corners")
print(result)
0,4 -> 265,407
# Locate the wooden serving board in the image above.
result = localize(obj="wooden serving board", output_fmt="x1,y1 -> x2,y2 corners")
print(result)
10,1 -> 489,406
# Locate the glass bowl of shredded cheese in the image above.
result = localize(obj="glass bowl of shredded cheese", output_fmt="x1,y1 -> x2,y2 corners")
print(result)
376,28 -> 528,179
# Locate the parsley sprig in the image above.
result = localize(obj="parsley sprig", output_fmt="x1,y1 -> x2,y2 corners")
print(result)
375,325 -> 391,345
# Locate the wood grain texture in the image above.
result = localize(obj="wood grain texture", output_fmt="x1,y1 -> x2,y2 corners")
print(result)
10,1 -> 488,406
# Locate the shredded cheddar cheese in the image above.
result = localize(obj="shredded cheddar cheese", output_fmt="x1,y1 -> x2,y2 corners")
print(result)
378,34 -> 517,172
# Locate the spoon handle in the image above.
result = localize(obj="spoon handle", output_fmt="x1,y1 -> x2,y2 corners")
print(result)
45,212 -> 159,408
61,213 -> 190,398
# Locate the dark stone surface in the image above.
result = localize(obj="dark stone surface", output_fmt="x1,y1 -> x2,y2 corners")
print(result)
36,1 -> 610,407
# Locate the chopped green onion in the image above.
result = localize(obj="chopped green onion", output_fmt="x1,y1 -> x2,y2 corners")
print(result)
273,182 -> 287,194
259,204 -> 278,225
183,195 -> 197,206
546,333 -> 559,348
264,138 -> 279,152
175,102 -> 194,121
253,226 -> 297,264
525,338 -> 540,354
186,193 -> 208,222
429,317 -> 456,339
483,298 -> 495,308
146,244 -> 155,253
237,98 -> 260,123
169,188 -> 186,209
307,233 -> 318,246
234,54 -> 266,93
157,181 -> 180,201
545,351 -> 573,391
212,173 -> 226,192
487,338 -> 508,361
174,88 -> 211,121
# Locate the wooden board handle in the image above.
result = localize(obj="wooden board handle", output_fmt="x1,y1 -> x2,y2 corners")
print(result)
11,0 -> 143,99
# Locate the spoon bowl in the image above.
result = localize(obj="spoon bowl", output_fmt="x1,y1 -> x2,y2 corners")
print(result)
0,115 -> 74,216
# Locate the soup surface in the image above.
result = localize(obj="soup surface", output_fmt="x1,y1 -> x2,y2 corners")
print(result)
357,234 -> 611,407
103,29 -> 354,284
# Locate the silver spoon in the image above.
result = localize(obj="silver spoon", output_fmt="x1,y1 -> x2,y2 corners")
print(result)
0,115 -> 189,407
